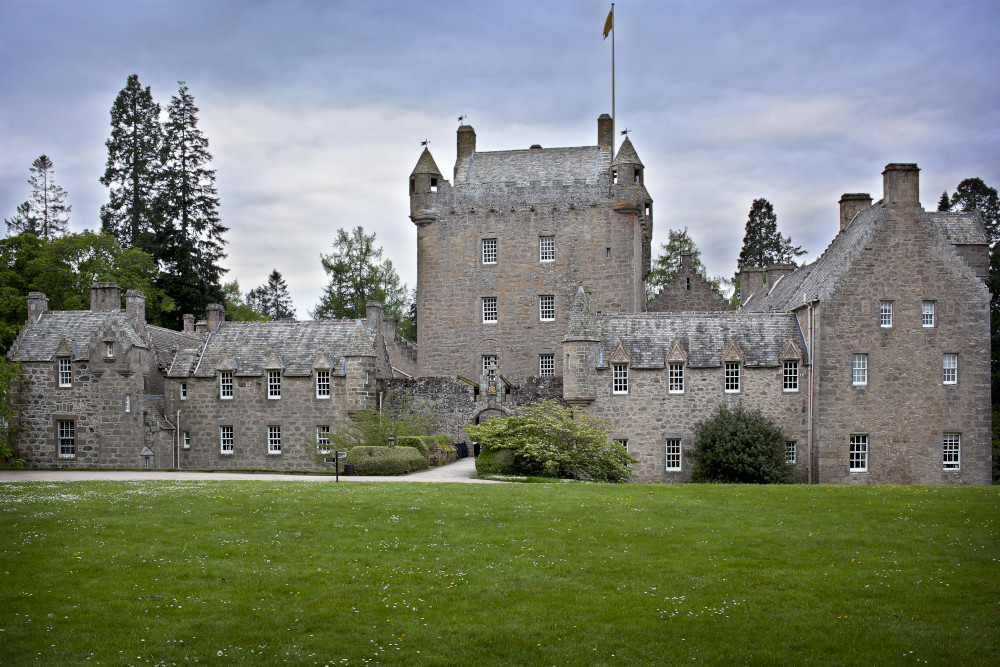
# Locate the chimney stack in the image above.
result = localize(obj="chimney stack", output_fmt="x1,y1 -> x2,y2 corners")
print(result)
182,314 -> 195,333
365,301 -> 383,334
839,193 -> 873,232
765,264 -> 797,288
90,282 -> 122,312
598,114 -> 613,150
125,290 -> 147,335
738,267 -> 765,305
882,163 -> 920,210
457,124 -> 476,166
206,303 -> 225,333
27,292 -> 48,322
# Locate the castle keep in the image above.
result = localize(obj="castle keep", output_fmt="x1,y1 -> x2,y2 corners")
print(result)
7,117 -> 992,484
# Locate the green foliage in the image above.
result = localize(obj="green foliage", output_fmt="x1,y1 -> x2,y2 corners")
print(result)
5,156 -> 70,239
248,270 -> 295,319
736,198 -> 805,272
466,400 -> 635,482
395,435 -> 449,460
937,191 -> 952,212
474,447 -> 518,475
993,408 -> 1000,483
311,391 -> 436,463
691,402 -> 795,483
345,445 -> 428,475
0,358 -> 24,467
221,280 -> 267,321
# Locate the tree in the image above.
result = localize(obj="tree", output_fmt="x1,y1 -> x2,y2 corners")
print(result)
100,74 -> 162,248
736,198 -> 805,271
312,226 -> 408,321
691,402 -> 794,483
646,227 -> 728,300
27,155 -> 71,239
4,201 -> 38,238
221,280 -> 266,322
951,178 -> 1000,244
937,191 -> 952,212
313,391 -> 436,455
253,270 -> 295,319
466,400 -> 636,482
0,357 -> 25,467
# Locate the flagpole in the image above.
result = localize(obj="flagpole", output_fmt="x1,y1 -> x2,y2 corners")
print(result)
611,3 -> 615,154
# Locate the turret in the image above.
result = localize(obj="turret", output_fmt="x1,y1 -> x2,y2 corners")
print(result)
409,148 -> 443,225
562,287 -> 601,405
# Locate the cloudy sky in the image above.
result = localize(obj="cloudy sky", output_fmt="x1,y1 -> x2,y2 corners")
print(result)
2,0 -> 998,315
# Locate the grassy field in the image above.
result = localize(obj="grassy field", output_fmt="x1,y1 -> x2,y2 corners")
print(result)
0,481 -> 997,665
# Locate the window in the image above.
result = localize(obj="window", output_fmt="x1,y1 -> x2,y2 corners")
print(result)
665,439 -> 682,471
613,438 -> 628,453
922,301 -> 935,327
220,371 -> 233,399
482,355 -> 498,381
612,363 -> 628,394
539,236 -> 555,262
220,425 -> 234,454
785,441 -> 797,464
124,395 -> 130,413
539,354 -> 554,377
58,357 -> 71,387
943,433 -> 961,470
880,300 -> 893,328
57,420 -> 75,458
316,425 -> 331,453
724,362 -> 740,393
182,431 -> 191,449
180,382 -> 187,400
268,425 -> 282,454
852,354 -> 868,386
430,177 -> 438,193
849,434 -> 868,472
268,370 -> 282,399
106,342 -> 114,358
783,361 -> 799,392
539,295 -> 555,321
482,238 -> 497,265
943,354 -> 958,385
668,362 -> 684,394
316,370 -> 331,398
483,297 -> 498,323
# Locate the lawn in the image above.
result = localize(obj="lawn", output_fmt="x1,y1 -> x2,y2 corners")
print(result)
0,481 -> 997,665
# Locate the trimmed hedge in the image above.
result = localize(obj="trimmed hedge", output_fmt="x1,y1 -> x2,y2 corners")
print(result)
396,435 -> 449,460
346,446 -> 429,476
474,448 -> 518,475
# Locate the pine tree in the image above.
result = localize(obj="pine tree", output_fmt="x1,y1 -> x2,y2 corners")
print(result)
647,227 -> 711,300
4,201 -> 38,237
311,226 -> 408,321
26,155 -> 71,239
100,74 -> 162,248
154,82 -> 228,326
736,198 -> 805,271
937,191 -> 952,212
256,270 -> 296,319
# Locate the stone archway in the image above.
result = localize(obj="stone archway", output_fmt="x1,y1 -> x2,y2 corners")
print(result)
474,408 -> 506,425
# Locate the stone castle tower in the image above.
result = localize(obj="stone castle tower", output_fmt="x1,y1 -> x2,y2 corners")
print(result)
409,115 -> 653,378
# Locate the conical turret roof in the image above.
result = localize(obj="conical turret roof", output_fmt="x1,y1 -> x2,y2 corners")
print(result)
411,147 -> 442,176
612,137 -> 643,167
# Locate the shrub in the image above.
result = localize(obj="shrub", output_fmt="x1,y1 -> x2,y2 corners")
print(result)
396,435 -> 450,461
691,402 -> 795,483
474,448 -> 518,475
346,446 -> 429,476
466,400 -> 635,482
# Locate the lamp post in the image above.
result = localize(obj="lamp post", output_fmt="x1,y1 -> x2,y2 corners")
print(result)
388,433 -> 395,448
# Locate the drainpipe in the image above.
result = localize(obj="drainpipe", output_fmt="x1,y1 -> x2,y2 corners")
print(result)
807,300 -> 817,484
176,410 -> 181,469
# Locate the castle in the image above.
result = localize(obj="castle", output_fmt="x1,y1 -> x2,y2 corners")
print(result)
6,116 -> 992,484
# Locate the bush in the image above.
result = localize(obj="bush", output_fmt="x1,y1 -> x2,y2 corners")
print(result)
691,402 -> 794,483
466,400 -> 635,482
396,435 -> 450,461
474,448 -> 518,475
346,446 -> 429,476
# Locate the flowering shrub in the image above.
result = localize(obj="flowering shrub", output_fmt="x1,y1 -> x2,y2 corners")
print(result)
467,400 -> 635,482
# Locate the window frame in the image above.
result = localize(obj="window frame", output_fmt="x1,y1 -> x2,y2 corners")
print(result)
612,363 -> 629,394
316,425 -> 331,453
482,238 -> 498,265
182,431 -> 191,449
852,354 -> 868,386
539,295 -> 555,322
482,296 -> 498,324
785,441 -> 797,464
539,236 -> 555,262
57,420 -> 75,458
783,360 -> 799,392
668,362 -> 684,394
879,300 -> 893,328
220,425 -> 234,454
316,369 -> 331,399
106,342 -> 114,358
539,353 -> 555,377
942,433 -> 961,470
179,382 -> 187,400
613,438 -> 629,453
724,362 -> 741,393
942,353 -> 958,385
219,371 -> 233,399
268,425 -> 282,455
922,300 -> 935,328
849,434 -> 868,472
57,357 -> 72,388
267,370 -> 282,399
665,439 -> 682,471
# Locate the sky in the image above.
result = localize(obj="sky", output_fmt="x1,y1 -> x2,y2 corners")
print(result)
2,0 -> 999,316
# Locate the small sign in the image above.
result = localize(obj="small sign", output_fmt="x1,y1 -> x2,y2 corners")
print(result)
325,457 -> 337,463
337,451 -> 347,459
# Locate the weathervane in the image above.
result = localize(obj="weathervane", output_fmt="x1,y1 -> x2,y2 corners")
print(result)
620,128 -> 630,137
458,115 -> 467,124
420,139 -> 430,146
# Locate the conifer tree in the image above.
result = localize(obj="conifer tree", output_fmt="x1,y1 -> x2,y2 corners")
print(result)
100,74 -> 162,248
254,270 -> 296,319
312,226 -> 407,321
736,198 -> 805,271
937,191 -> 952,212
27,155 -> 71,239
154,82 -> 227,325
4,201 -> 38,238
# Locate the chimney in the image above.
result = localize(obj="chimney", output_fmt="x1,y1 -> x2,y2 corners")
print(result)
839,193 -> 873,232
125,290 -> 146,335
182,314 -> 195,333
26,292 -> 48,322
457,124 -> 476,166
205,303 -> 224,333
365,301 -> 383,333
738,267 -> 765,305
90,282 -> 122,312
195,321 -> 207,334
883,163 -> 920,210
598,114 -> 613,150
765,264 -> 796,288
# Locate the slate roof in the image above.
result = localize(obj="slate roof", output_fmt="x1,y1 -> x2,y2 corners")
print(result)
456,145 -> 612,186
612,137 -> 644,167
924,210 -> 987,245
184,319 -> 375,378
7,311 -> 147,362
597,311 -> 804,369
411,148 -> 442,176
148,326 -> 203,370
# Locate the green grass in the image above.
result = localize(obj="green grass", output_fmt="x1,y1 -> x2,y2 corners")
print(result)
1,482 -> 997,665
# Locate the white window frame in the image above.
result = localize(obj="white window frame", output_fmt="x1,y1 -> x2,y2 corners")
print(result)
852,354 -> 868,386
267,370 -> 282,399
922,301 -> 935,328
220,425 -> 234,454
880,300 -> 893,328
539,236 -> 555,262
539,354 -> 555,377
106,342 -> 114,358
58,420 -> 75,458
316,369 -> 331,399
612,363 -> 629,394
668,362 -> 684,394
58,357 -> 71,388
482,238 -> 497,265
942,433 -> 961,470
783,360 -> 799,392
539,295 -> 555,321
482,355 -> 498,376
483,297 -> 498,324
785,441 -> 797,464
665,439 -> 682,471
613,438 -> 628,453
849,434 -> 868,472
268,425 -> 282,454
182,431 -> 191,449
316,425 -> 331,453
124,395 -> 130,413
943,354 -> 958,385
219,371 -> 233,399
179,382 -> 187,400
724,362 -> 740,393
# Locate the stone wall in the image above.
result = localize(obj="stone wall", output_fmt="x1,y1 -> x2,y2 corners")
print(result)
648,254 -> 733,312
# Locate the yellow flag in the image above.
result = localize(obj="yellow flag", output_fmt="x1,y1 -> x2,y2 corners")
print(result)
603,7 -> 613,39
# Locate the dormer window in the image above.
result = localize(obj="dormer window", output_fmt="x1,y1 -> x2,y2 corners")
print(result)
316,369 -> 331,398
268,370 -> 282,399
58,357 -> 71,388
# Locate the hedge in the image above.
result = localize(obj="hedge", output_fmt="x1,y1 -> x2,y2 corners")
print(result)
346,446 -> 429,476
474,448 -> 518,475
396,435 -> 450,460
